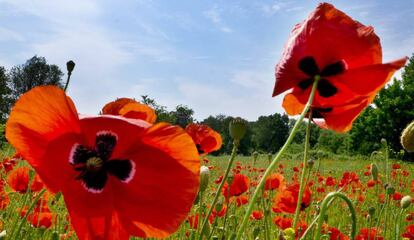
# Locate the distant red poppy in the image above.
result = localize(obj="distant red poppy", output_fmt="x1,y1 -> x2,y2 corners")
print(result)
264,173 -> 285,191
356,228 -> 383,240
272,3 -> 407,132
250,211 -> 264,220
392,163 -> 401,170
323,226 -> 349,240
185,123 -> 222,154
212,204 -> 227,218
0,191 -> 9,209
7,167 -> 44,193
273,216 -> 307,237
222,174 -> 249,199
326,176 -> 337,186
272,183 -> 311,214
102,98 -> 157,123
402,224 -> 414,239
6,86 -> 200,239
1,157 -> 17,173
236,195 -> 248,207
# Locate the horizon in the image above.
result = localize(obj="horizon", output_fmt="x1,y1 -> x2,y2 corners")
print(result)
1,0 -> 413,121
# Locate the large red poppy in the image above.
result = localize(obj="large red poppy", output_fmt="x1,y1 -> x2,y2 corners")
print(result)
6,86 -> 200,239
185,123 -> 222,154
102,98 -> 157,124
272,3 -> 407,132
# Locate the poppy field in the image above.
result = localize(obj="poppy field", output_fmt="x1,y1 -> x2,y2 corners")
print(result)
1,2 -> 414,240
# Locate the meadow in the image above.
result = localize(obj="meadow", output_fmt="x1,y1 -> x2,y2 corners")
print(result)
2,142 -> 414,239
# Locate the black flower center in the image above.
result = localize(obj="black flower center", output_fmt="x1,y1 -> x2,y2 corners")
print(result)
69,132 -> 135,193
297,56 -> 346,98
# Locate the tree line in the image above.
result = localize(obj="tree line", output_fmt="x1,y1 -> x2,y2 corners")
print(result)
1,54 -> 414,159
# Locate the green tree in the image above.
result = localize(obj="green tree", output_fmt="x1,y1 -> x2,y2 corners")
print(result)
0,67 -> 11,122
172,105 -> 194,128
8,56 -> 64,103
252,113 -> 289,153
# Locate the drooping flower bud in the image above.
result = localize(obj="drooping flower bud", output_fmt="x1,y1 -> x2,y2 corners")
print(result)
252,151 -> 259,163
370,163 -> 379,181
229,117 -> 247,144
401,195 -> 412,209
401,121 -> 414,152
199,166 -> 210,192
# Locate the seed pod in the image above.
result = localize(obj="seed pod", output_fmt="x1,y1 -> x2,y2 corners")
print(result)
229,117 -> 247,144
368,206 -> 375,216
401,121 -> 414,152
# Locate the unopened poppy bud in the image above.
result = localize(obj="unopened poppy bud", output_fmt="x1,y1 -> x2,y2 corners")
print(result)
0,230 -> 6,239
307,158 -> 315,167
371,163 -> 379,181
66,60 -> 75,73
212,236 -> 219,240
381,138 -> 387,146
386,185 -> 395,195
368,206 -> 375,216
401,121 -> 414,152
401,195 -> 413,209
215,202 -> 223,212
199,166 -> 210,192
229,117 -> 246,144
283,228 -> 295,240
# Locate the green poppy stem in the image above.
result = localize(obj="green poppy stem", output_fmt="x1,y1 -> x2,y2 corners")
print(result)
235,76 -> 320,240
314,192 -> 357,240
198,142 -> 239,239
292,110 -> 313,229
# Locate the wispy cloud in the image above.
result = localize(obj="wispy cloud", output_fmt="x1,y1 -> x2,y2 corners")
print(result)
260,1 -> 303,16
204,6 -> 234,33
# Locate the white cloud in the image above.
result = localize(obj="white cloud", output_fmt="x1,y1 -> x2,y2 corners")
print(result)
203,6 -> 233,33
260,1 -> 302,16
0,27 -> 25,42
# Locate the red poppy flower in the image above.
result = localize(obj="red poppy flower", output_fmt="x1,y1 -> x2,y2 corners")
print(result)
222,174 -> 249,199
102,98 -> 157,123
356,228 -> 383,240
272,183 -> 311,214
392,163 -> 401,170
272,3 -> 407,132
325,176 -> 337,186
212,204 -> 227,218
6,86 -> 200,239
7,167 -> 44,193
250,211 -> 264,220
402,224 -> 414,239
1,157 -> 17,173
264,173 -> 285,191
236,195 -> 248,207
323,226 -> 349,240
185,123 -> 222,154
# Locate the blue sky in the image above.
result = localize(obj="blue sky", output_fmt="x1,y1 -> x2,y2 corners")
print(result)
1,0 -> 413,121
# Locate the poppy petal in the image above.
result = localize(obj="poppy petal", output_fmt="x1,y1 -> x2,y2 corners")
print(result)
322,98 -> 371,132
335,57 -> 408,96
111,123 -> 199,238
6,86 -> 80,167
101,98 -> 136,115
119,102 -> 157,123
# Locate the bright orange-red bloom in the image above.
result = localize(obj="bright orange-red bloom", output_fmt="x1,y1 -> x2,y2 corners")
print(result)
272,183 -> 311,214
250,211 -> 264,220
236,195 -> 248,207
272,3 -> 407,132
222,174 -> 249,199
102,98 -> 157,123
0,191 -> 9,209
7,167 -> 44,193
264,173 -> 285,191
185,123 -> 222,154
356,228 -> 383,240
402,224 -> 414,239
6,86 -> 200,239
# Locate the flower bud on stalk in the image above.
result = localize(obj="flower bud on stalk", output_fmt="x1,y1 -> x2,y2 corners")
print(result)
66,60 -> 75,73
368,206 -> 375,217
401,195 -> 413,209
401,121 -> 414,152
252,151 -> 259,164
199,166 -> 210,192
386,185 -> 395,195
229,117 -> 247,145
